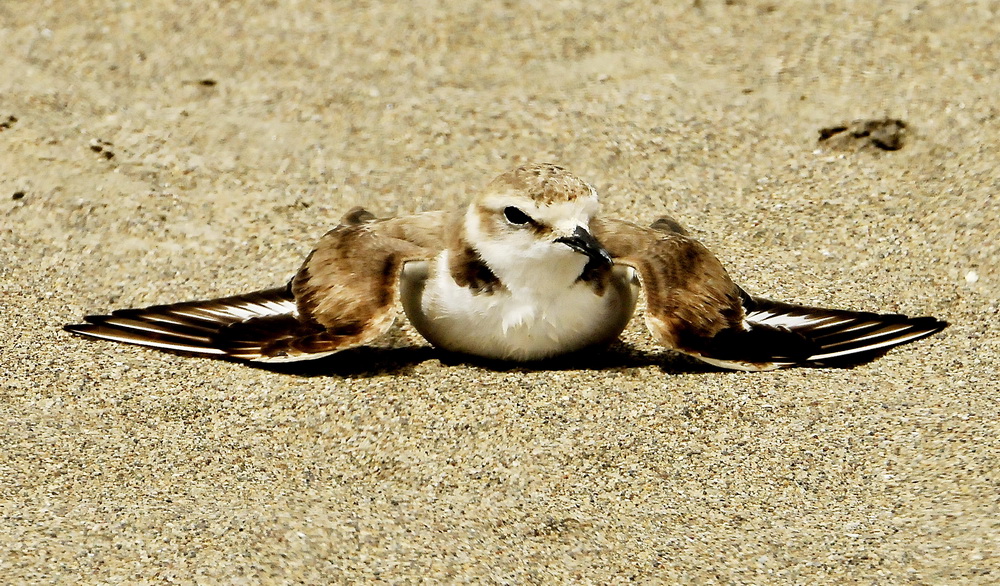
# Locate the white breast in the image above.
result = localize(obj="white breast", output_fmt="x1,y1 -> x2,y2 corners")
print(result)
400,255 -> 639,361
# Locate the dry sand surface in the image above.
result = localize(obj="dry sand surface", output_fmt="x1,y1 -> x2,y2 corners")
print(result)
2,0 -> 998,583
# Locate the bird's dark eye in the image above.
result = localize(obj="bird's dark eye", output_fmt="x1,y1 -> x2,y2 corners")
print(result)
503,206 -> 531,225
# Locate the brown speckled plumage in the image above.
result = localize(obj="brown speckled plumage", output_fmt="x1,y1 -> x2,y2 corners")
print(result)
485,163 -> 594,206
593,218 -> 743,350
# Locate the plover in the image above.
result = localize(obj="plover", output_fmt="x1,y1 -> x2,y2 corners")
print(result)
65,163 -> 947,371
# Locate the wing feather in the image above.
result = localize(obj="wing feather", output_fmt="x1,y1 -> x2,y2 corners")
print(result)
592,217 -> 745,352
591,218 -> 946,370
65,210 -> 448,361
743,298 -> 947,365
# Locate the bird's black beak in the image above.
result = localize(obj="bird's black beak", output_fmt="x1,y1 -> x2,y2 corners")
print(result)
556,226 -> 613,267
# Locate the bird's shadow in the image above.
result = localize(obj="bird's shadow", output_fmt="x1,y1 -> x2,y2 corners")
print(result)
246,342 -> 723,378
245,341 -> 896,378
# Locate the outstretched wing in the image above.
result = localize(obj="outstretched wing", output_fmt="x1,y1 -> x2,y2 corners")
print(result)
592,217 -> 746,357
65,210 -> 449,362
285,210 -> 448,360
65,287 -> 304,359
592,217 -> 946,370
738,295 -> 947,369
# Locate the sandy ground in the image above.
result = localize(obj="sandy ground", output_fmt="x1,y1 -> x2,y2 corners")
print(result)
2,0 -> 998,583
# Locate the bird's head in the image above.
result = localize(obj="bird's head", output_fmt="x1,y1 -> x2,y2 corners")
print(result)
465,164 -> 612,287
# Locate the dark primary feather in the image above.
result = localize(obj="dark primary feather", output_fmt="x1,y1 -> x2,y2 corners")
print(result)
62,286 -> 330,362
692,292 -> 949,370
740,295 -> 948,366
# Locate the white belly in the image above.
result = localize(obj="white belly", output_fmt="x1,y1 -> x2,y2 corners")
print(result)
400,258 -> 639,361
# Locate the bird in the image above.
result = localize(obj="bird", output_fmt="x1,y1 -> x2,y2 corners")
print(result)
64,163 -> 947,371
